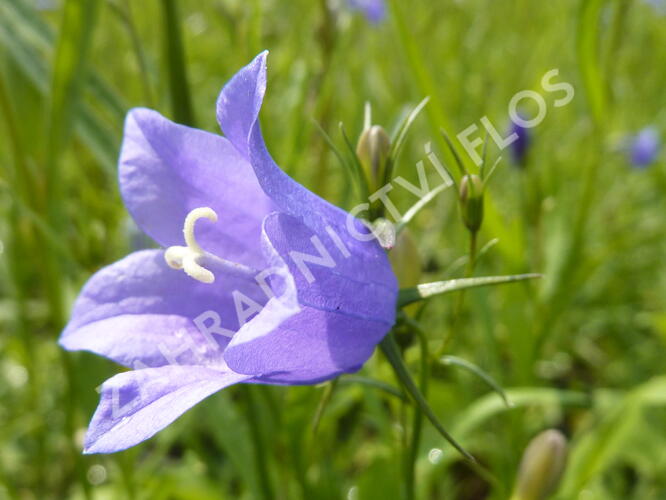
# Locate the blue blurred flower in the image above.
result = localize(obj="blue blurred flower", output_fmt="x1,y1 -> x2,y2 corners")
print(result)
34,0 -> 58,10
629,127 -> 660,168
348,0 -> 386,24
643,0 -> 666,14
508,117 -> 531,167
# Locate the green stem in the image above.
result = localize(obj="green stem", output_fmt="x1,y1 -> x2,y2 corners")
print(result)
243,386 -> 275,500
160,0 -> 195,126
311,378 -> 339,436
404,320 -> 429,500
312,0 -> 338,197
379,332 -> 474,462
464,230 -> 478,276
443,229 -> 478,354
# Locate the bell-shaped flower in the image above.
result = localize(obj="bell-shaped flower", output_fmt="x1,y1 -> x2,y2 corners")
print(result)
629,126 -> 660,168
59,52 -> 397,454
508,117 -> 531,167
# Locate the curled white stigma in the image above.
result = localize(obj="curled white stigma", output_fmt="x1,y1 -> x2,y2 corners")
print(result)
164,207 -> 218,284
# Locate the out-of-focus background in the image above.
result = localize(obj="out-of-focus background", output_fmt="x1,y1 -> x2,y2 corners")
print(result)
0,0 -> 665,498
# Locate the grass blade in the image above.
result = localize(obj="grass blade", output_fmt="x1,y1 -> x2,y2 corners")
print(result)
577,0 -> 608,126
440,355 -> 511,408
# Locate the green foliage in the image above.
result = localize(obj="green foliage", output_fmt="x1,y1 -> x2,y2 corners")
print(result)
0,0 -> 665,498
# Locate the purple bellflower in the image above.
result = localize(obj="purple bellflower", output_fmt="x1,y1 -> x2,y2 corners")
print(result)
629,127 -> 660,168
508,116 -> 531,167
348,0 -> 386,24
59,52 -> 398,454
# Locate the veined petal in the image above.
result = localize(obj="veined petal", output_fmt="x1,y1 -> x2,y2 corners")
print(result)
216,50 -> 268,160
217,52 -> 384,256
84,365 -> 251,454
223,212 -> 397,383
263,212 -> 396,320
60,250 -> 268,369
215,54 -> 328,225
226,304 -> 389,384
119,108 -> 275,268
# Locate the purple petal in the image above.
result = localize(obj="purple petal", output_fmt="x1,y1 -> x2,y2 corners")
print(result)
119,108 -> 275,268
216,51 -> 268,160
508,118 -> 530,166
348,0 -> 386,24
262,212 -> 396,319
217,53 -> 390,253
84,365 -> 250,453
227,304 -> 389,384
223,212 -> 396,383
630,127 -> 660,168
60,250 -> 268,369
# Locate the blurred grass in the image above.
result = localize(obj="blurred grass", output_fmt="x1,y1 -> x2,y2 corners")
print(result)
0,0 -> 665,498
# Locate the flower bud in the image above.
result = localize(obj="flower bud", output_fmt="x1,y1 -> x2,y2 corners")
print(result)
512,429 -> 568,500
629,126 -> 660,168
357,125 -> 391,190
388,228 -> 422,288
509,118 -> 531,167
458,174 -> 484,233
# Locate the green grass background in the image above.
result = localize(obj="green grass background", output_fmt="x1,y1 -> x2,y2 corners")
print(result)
0,0 -> 665,498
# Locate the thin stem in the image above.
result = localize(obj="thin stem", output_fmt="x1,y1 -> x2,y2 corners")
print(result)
160,0 -> 195,126
312,0 -> 338,197
404,319 -> 429,500
441,229 -> 478,354
243,386 -> 275,500
311,378 -> 339,436
467,231 -> 478,275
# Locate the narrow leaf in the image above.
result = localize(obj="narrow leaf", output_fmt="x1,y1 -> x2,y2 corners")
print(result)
440,356 -> 511,408
398,274 -> 542,307
363,101 -> 372,131
313,120 -> 359,195
440,128 -> 467,177
396,180 -> 453,234
389,96 -> 430,162
483,156 -> 502,185
380,333 -> 474,462
339,122 -> 371,200
340,376 -> 408,402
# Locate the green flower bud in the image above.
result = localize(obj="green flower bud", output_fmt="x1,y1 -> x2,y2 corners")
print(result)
512,429 -> 568,500
357,125 -> 391,190
388,228 -> 422,288
459,174 -> 484,233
